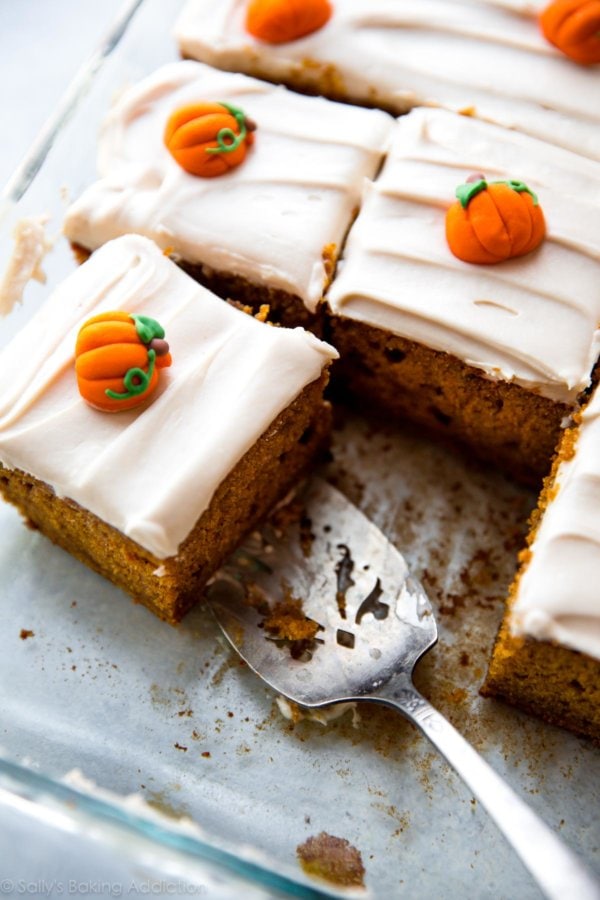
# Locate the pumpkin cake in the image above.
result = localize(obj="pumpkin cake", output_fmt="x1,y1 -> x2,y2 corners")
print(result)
63,60 -> 393,329
326,107 -> 600,484
483,382 -> 600,744
174,0 -> 600,162
0,234 -> 338,624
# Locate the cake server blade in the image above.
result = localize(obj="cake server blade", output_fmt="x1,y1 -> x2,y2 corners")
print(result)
207,478 -> 600,900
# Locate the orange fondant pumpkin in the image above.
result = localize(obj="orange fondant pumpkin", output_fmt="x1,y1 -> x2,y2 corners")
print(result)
164,102 -> 256,178
445,177 -> 546,265
540,0 -> 600,64
75,311 -> 172,412
246,0 -> 332,44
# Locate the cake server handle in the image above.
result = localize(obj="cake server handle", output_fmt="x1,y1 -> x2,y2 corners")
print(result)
366,674 -> 600,900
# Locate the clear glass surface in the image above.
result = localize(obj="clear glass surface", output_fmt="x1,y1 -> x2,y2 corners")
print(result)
0,1 -> 598,897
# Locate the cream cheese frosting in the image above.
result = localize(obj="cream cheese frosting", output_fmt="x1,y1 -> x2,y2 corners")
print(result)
0,235 -> 338,559
0,215 -> 53,317
327,108 -> 600,404
63,61 -> 393,313
174,0 -> 600,162
510,385 -> 600,660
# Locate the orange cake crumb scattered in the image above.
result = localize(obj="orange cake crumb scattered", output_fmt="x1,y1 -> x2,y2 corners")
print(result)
321,242 -> 338,287
263,596 -> 320,642
297,832 -> 366,888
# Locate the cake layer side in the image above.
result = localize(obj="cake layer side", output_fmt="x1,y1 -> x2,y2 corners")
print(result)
482,628 -> 600,744
0,235 -> 338,559
179,259 -> 329,332
483,383 -> 600,741
328,315 -> 567,485
327,108 -> 600,405
69,245 -> 327,333
174,0 -> 600,161
0,379 -> 331,624
63,60 -> 393,314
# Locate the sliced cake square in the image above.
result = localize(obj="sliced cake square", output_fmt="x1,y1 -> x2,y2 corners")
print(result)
0,235 -> 338,623
326,107 -> 600,484
63,61 -> 393,329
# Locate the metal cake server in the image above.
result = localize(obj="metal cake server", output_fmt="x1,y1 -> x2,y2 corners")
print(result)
207,478 -> 600,900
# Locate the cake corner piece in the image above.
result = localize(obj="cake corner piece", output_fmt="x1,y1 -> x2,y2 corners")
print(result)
0,234 -> 338,624
482,391 -> 600,745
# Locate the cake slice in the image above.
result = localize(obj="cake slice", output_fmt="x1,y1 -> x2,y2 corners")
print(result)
63,61 -> 393,329
326,107 -> 600,484
483,383 -> 600,744
0,235 -> 338,623
174,0 -> 600,163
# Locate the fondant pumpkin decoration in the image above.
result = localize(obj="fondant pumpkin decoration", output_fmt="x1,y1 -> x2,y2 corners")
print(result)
164,102 -> 256,178
246,0 -> 333,44
445,176 -> 546,265
540,0 -> 600,64
75,311 -> 172,412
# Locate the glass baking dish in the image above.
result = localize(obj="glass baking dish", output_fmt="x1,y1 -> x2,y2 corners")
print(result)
1,1 -> 598,896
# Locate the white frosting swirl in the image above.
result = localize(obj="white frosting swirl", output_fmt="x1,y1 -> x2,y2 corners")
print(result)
511,385 -> 600,660
175,0 -> 600,161
63,61 -> 393,313
327,108 -> 600,403
0,235 -> 338,559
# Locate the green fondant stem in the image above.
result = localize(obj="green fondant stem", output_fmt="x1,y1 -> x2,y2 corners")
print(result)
205,102 -> 248,156
131,314 -> 165,344
456,178 -> 539,208
456,179 -> 487,208
492,179 -> 539,206
105,349 -> 156,402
